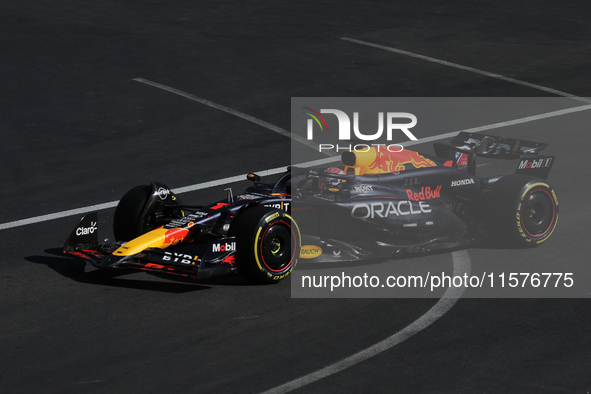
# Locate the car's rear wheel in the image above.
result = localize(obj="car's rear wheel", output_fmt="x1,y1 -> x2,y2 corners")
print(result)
485,175 -> 559,247
229,206 -> 300,283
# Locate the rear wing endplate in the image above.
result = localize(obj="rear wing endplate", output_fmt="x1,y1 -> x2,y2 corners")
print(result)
434,132 -> 554,178
514,156 -> 555,179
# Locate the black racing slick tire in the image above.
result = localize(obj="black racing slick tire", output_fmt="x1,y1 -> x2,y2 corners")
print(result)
113,185 -> 152,242
113,184 -> 182,242
229,206 -> 301,284
485,175 -> 559,247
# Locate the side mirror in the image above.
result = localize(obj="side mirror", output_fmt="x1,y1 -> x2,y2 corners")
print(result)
247,173 -> 261,184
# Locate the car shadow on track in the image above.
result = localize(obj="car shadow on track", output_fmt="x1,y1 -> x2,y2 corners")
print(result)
470,237 -> 530,251
296,247 -> 465,271
295,238 -> 527,272
25,248 -> 265,292
25,248 -> 213,293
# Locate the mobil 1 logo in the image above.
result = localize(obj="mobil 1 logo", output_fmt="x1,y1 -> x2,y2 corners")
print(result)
516,155 -> 555,179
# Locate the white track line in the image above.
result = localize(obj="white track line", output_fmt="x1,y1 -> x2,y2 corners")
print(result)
5,70 -> 570,393
2,103 -> 590,231
287,103 -> 591,168
21,49 -> 582,394
261,250 -> 471,394
0,167 -> 287,231
133,78 -> 333,155
0,201 -> 121,231
341,37 -> 591,104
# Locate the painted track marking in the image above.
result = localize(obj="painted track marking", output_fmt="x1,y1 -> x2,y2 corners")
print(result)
3,72 -> 569,393
261,250 -> 471,394
133,78 -> 335,155
1,103 -> 590,231
0,168 -> 285,231
341,37 -> 591,104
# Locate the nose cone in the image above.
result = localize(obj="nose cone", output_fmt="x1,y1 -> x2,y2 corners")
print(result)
113,227 -> 170,256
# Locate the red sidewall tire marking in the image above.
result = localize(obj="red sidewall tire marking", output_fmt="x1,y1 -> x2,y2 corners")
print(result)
259,220 -> 297,273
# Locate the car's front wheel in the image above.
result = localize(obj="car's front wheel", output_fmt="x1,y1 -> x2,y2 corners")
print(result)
113,184 -> 182,241
229,206 -> 300,283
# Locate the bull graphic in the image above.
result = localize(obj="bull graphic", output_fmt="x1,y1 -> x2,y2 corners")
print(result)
221,254 -> 236,267
163,222 -> 194,245
369,149 -> 436,173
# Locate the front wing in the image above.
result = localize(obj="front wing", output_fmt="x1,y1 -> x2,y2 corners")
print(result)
64,212 -> 237,279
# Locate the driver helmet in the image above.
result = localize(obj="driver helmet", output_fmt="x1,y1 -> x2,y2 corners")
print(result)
319,167 -> 345,191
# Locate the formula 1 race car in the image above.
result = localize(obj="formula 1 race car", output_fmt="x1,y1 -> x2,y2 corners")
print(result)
64,174 -> 298,284
291,132 -> 559,263
64,132 -> 559,282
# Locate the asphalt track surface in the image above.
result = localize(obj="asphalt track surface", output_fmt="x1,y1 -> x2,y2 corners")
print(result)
1,1 -> 590,393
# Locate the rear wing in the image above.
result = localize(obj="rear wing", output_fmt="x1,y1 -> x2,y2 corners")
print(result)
434,132 -> 554,179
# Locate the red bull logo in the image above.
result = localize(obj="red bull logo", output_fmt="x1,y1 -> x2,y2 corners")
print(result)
368,148 -> 436,173
342,147 -> 437,175
221,254 -> 236,266
406,185 -> 442,201
163,222 -> 194,245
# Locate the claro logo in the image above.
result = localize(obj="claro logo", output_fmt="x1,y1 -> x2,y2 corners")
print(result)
76,221 -> 97,236
303,108 -> 418,153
